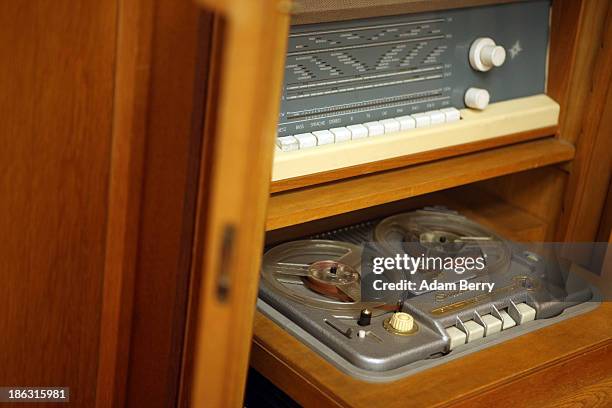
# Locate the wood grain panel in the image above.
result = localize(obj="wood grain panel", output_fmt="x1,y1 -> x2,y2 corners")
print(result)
596,181 -> 612,243
450,342 -> 612,408
550,0 -> 609,144
178,13 -> 224,408
0,1 -> 117,407
121,2 -> 212,408
542,375 -> 612,408
95,1 -> 154,407
547,0 -> 584,124
85,1 -> 217,406
267,138 -> 575,231
479,167 -> 568,241
442,186 -> 548,242
557,3 -> 612,242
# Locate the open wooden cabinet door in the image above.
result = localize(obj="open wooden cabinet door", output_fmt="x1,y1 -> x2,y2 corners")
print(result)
183,0 -> 290,406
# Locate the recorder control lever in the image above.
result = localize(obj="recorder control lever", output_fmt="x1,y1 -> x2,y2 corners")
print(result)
325,318 -> 353,339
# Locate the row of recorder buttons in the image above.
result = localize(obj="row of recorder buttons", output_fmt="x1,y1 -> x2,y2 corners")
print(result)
276,107 -> 461,152
445,302 -> 537,351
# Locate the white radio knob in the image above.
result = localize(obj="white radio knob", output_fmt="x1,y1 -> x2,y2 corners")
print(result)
469,37 -> 506,72
465,87 -> 490,110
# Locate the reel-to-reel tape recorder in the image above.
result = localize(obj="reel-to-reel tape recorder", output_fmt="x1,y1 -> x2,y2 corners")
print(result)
257,208 -> 597,381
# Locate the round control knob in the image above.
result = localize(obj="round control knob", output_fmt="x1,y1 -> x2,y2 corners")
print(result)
469,37 -> 506,72
464,87 -> 490,110
389,312 -> 414,333
358,308 -> 372,326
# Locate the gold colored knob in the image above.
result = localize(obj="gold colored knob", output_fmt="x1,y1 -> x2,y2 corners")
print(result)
389,312 -> 414,333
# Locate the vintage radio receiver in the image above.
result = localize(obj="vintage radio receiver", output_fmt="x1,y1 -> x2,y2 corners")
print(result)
273,1 -> 558,182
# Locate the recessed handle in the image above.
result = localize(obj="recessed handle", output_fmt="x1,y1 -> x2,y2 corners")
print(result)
216,224 -> 236,302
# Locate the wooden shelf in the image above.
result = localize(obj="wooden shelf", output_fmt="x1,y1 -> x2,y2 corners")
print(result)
267,138 -> 574,231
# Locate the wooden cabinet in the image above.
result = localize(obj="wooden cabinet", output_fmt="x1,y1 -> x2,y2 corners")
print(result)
188,0 -> 612,406
0,0 -> 610,407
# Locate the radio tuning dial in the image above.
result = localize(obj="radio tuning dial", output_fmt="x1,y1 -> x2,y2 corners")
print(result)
465,87 -> 490,110
469,37 -> 506,72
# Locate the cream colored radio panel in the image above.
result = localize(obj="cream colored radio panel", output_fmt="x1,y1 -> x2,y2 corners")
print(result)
272,94 -> 559,182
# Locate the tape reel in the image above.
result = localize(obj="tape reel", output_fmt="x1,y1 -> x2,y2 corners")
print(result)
374,210 -> 511,274
261,240 -> 386,313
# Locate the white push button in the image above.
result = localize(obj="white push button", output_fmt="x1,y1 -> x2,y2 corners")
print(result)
312,130 -> 334,146
498,310 -> 517,330
428,110 -> 445,125
347,124 -> 368,140
364,121 -> 385,137
510,303 -> 536,324
465,88 -> 490,110
463,320 -> 485,342
446,326 -> 466,350
411,113 -> 431,128
379,118 -> 401,134
293,133 -> 317,149
330,127 -> 351,143
276,136 -> 299,152
440,107 -> 461,122
480,314 -> 502,336
395,115 -> 416,130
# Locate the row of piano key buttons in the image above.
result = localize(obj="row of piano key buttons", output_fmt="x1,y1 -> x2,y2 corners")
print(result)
445,303 -> 537,350
276,108 -> 461,152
